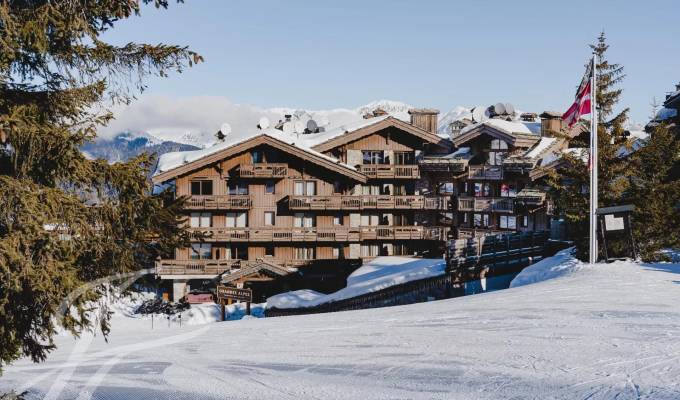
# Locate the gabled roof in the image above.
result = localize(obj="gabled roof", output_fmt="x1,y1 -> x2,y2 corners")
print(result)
221,260 -> 296,284
453,119 -> 540,148
152,133 -> 367,184
310,116 -> 450,153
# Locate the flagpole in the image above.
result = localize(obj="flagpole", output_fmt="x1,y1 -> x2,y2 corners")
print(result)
589,54 -> 598,264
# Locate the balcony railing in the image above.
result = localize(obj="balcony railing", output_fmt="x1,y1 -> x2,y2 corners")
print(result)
185,195 -> 252,210
187,225 -> 450,242
155,259 -> 242,276
238,163 -> 288,178
468,165 -> 503,180
286,195 -> 449,210
357,164 -> 420,179
456,228 -> 507,239
456,196 -> 515,213
359,226 -> 449,241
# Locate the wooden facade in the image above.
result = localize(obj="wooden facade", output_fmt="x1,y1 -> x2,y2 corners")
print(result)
152,116 -> 454,298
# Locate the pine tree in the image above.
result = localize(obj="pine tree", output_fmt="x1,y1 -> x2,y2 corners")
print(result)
625,123 -> 680,260
0,1 -> 199,370
547,32 -> 631,260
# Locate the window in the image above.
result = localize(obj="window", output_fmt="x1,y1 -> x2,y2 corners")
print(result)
440,182 -> 455,194
475,183 -> 491,197
394,151 -> 416,165
190,180 -> 213,195
264,245 -> 275,257
333,181 -> 343,194
393,214 -> 412,226
251,149 -> 263,163
361,214 -> 380,226
225,244 -> 248,260
190,212 -> 211,228
522,215 -> 529,227
190,243 -> 211,260
332,246 -> 344,259
462,213 -> 469,224
489,139 -> 509,166
361,185 -> 381,195
501,183 -> 517,197
333,214 -> 344,226
228,181 -> 248,195
294,180 -> 317,196
362,150 -> 385,165
264,211 -> 275,226
501,215 -> 517,229
393,243 -> 412,256
361,244 -> 380,257
295,246 -> 315,260
474,214 -> 490,228
294,213 -> 315,228
265,180 -> 275,194
226,212 -> 248,227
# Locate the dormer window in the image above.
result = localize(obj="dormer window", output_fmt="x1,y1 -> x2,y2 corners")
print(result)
489,139 -> 509,165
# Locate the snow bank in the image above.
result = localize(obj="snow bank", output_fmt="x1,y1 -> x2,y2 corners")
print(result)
267,257 -> 446,309
510,247 -> 582,288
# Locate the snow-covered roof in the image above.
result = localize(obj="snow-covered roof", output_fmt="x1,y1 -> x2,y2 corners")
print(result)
295,115 -> 390,149
525,137 -> 557,159
459,118 -> 535,137
266,257 -> 446,309
154,128 -> 358,179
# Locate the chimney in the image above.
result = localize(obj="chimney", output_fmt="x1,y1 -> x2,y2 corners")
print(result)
539,111 -> 565,136
408,108 -> 439,134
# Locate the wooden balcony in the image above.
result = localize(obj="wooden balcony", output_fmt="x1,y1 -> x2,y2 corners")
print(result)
468,165 -> 503,180
286,195 -> 449,210
456,228 -> 507,239
185,195 -> 252,210
238,163 -> 288,178
155,259 -> 242,277
456,196 -> 515,213
188,225 -> 449,243
359,226 -> 450,241
357,164 -> 420,179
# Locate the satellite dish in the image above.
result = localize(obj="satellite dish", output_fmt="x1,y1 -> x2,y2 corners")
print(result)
258,117 -> 270,130
471,106 -> 485,123
306,119 -> 318,133
220,123 -> 232,136
504,103 -> 515,115
494,103 -> 506,115
293,120 -> 305,133
282,121 -> 294,134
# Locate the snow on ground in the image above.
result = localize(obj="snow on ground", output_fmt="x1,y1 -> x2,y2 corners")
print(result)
3,255 -> 680,399
267,257 -> 446,309
510,247 -> 580,287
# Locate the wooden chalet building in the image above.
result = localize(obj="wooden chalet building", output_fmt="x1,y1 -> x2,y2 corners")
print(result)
152,110 -> 453,300
419,113 -> 569,240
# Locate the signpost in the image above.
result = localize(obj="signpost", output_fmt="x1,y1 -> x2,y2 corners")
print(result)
216,285 -> 253,321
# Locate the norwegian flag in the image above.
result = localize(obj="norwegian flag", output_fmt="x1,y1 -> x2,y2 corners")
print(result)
562,60 -> 593,127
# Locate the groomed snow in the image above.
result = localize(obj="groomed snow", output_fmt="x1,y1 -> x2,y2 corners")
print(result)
267,256 -> 446,309
3,255 -> 680,399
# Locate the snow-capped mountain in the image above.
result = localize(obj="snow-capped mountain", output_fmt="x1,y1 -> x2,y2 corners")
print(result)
437,106 -> 473,135
81,131 -> 199,164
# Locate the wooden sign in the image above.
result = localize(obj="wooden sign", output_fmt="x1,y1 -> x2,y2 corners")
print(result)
217,286 -> 253,321
216,285 -> 252,302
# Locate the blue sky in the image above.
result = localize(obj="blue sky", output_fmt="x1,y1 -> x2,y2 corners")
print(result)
104,0 -> 679,125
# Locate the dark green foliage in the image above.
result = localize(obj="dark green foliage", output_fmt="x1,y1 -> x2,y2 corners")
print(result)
549,32 -> 680,261
547,32 -> 631,261
0,1 -> 198,371
624,124 -> 680,260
